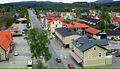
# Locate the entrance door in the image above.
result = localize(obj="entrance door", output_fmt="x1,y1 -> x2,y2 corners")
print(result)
66,44 -> 69,48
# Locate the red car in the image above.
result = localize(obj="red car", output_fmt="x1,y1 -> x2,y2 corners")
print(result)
68,64 -> 75,68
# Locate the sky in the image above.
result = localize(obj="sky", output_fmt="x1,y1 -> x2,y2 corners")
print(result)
0,0 -> 119,4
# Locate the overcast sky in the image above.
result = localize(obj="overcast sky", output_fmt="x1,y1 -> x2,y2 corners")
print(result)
0,0 -> 119,4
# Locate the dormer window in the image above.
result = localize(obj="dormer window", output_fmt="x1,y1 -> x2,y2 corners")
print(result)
56,20 -> 57,21
94,48 -> 96,50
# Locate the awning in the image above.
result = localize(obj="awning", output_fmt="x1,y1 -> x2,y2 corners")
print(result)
71,52 -> 82,63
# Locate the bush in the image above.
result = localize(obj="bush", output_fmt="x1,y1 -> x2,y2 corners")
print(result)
37,61 -> 48,68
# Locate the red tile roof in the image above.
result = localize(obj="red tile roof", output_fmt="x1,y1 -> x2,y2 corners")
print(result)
112,16 -> 120,22
97,14 -> 101,18
67,23 -> 89,28
0,31 -> 11,51
70,20 -> 77,24
44,15 -> 64,23
85,27 -> 100,34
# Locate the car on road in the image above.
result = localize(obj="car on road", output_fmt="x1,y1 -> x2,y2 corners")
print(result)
68,64 -> 75,68
14,51 -> 19,56
56,58 -> 61,63
27,60 -> 33,69
115,51 -> 120,57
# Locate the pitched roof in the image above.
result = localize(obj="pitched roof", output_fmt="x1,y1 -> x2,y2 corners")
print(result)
0,31 -> 11,51
72,37 -> 108,52
44,15 -> 64,23
67,23 -> 89,28
85,27 -> 100,34
86,18 -> 101,23
55,27 -> 79,37
106,31 -> 120,36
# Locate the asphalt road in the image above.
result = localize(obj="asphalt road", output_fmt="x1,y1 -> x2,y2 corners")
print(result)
28,9 -> 66,68
28,9 -> 42,29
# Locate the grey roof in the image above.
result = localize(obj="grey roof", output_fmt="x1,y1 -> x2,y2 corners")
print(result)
55,27 -> 79,37
72,37 -> 109,52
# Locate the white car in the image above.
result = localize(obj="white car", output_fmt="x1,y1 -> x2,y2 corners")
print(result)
27,60 -> 33,69
14,51 -> 19,56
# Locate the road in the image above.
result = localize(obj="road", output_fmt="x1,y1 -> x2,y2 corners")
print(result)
28,9 -> 42,29
28,9 -> 66,68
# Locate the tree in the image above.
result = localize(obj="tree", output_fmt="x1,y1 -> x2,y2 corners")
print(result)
57,13 -> 60,17
37,61 -> 48,68
101,11 -> 111,24
25,28 -> 51,61
100,20 -> 105,31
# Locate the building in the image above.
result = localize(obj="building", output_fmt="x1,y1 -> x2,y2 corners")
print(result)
55,12 -> 76,20
0,31 -> 12,61
0,12 -> 4,16
71,37 -> 112,67
44,15 -> 64,33
84,18 -> 101,26
85,27 -> 101,38
54,27 -> 81,48
112,16 -> 120,27
6,27 -> 21,36
66,23 -> 89,35
105,24 -> 120,39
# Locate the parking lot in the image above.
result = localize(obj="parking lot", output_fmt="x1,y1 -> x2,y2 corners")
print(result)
0,36 -> 31,68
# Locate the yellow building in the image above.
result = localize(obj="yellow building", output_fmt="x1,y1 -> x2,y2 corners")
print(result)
54,27 -> 81,48
48,19 -> 63,33
71,37 -> 112,67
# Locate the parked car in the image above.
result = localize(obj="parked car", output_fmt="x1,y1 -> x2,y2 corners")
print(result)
27,60 -> 33,69
68,64 -> 75,68
112,37 -> 120,41
115,52 -> 120,57
14,51 -> 19,56
112,51 -> 117,55
56,58 -> 61,63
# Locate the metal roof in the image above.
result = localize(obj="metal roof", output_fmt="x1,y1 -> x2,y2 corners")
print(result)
55,27 -> 79,37
72,37 -> 108,52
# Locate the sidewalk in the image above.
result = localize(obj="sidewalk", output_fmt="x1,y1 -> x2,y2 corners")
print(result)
50,38 -> 81,68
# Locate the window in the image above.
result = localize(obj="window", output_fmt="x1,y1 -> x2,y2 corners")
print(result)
59,22 -> 61,24
56,20 -> 57,21
94,48 -> 96,50
53,22 -> 54,24
99,53 -> 102,57
56,25 -> 57,27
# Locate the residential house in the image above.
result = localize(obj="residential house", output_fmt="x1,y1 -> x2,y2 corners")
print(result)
105,24 -> 120,39
0,31 -> 12,61
109,12 -> 120,18
6,27 -> 21,36
0,12 -> 4,16
85,27 -> 101,38
89,10 -> 96,16
112,16 -> 120,27
54,27 -> 80,48
55,12 -> 76,20
66,23 -> 89,35
80,13 -> 87,18
39,12 -> 47,23
84,18 -> 101,26
44,14 -> 64,33
71,37 -> 112,67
